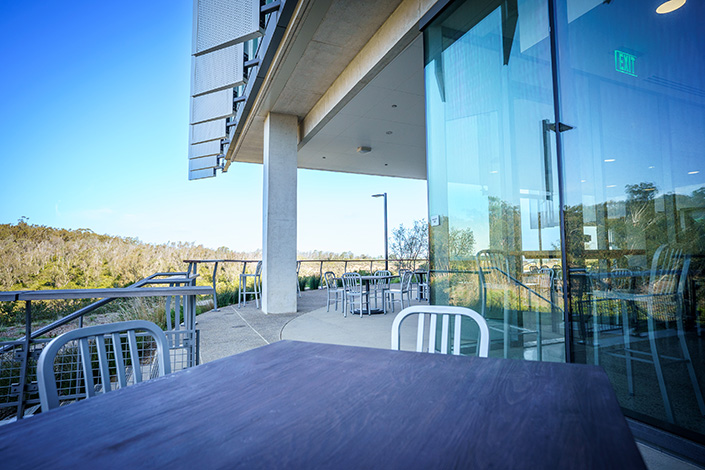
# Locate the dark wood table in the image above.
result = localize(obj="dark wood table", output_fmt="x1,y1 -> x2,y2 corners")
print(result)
0,341 -> 645,469
357,274 -> 397,314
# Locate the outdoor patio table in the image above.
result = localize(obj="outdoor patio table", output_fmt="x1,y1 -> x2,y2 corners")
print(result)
0,340 -> 645,469
357,274 -> 398,314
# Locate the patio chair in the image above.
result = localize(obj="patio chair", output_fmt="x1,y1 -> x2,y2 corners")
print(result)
239,261 -> 262,308
37,320 -> 171,411
384,270 -> 413,314
342,272 -> 366,317
391,306 -> 489,357
371,270 -> 392,309
324,271 -> 345,313
415,270 -> 429,301
593,245 -> 704,423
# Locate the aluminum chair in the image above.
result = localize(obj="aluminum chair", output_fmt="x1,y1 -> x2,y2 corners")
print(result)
371,270 -> 392,309
342,272 -> 366,317
239,261 -> 262,308
324,271 -> 345,313
37,320 -> 171,411
384,270 -> 413,314
391,306 -> 490,357
593,245 -> 704,423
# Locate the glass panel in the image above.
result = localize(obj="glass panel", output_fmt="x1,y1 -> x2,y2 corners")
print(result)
424,0 -> 564,361
556,0 -> 705,438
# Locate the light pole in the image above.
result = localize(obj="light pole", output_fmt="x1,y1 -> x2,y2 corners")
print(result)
372,193 -> 388,270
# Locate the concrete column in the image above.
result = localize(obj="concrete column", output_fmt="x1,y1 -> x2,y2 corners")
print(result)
262,112 -> 298,314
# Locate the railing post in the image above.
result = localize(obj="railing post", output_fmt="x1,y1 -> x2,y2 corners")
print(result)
212,261 -> 219,311
319,261 -> 324,285
16,300 -> 31,419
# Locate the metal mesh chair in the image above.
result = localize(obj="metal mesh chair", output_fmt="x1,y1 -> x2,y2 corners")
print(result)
37,320 -> 171,411
371,270 -> 392,309
391,306 -> 490,357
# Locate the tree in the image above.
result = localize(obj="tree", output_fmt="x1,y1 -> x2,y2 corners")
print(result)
390,219 -> 429,271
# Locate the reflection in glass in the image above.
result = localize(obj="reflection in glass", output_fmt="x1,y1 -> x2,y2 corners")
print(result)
424,0 -> 564,361
556,0 -> 705,437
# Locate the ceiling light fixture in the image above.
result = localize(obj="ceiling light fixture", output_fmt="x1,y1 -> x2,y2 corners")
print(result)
656,0 -> 686,14
357,146 -> 372,154
688,170 -> 700,175
604,158 -> 616,162
386,131 -> 393,135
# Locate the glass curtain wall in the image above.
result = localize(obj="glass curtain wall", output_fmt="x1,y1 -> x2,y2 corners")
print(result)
425,0 -> 705,441
425,0 -> 564,361
555,0 -> 705,438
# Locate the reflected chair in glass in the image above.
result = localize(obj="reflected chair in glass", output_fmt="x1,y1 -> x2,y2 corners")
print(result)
594,245 -> 704,423
476,250 -> 541,360
391,306 -> 489,357
342,272 -> 366,317
371,270 -> 392,310
384,270 -> 414,314
324,271 -> 345,313
239,261 -> 262,308
37,320 -> 171,411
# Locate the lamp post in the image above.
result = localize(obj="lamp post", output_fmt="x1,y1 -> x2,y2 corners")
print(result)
372,193 -> 388,270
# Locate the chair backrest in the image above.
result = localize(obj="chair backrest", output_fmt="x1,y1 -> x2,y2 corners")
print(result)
37,320 -> 171,411
391,306 -> 490,357
400,270 -> 414,291
538,267 -> 554,290
342,273 -> 362,293
610,268 -> 632,291
255,261 -> 263,276
649,245 -> 689,297
324,271 -> 339,289
373,270 -> 392,286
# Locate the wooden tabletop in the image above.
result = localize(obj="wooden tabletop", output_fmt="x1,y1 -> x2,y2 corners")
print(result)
0,341 -> 645,469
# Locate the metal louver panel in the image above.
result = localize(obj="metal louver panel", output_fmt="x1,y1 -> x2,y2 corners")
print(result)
194,0 -> 262,56
190,88 -> 233,125
189,155 -> 220,171
193,43 -> 245,97
189,140 -> 221,159
189,168 -> 217,180
190,119 -> 227,145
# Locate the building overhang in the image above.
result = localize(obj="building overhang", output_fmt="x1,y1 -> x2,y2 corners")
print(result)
224,0 -> 435,180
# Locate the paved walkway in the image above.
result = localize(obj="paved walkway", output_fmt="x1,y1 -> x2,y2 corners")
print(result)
197,288 -> 425,363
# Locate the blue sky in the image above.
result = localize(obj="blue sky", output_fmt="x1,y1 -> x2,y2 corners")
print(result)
0,1 -> 427,256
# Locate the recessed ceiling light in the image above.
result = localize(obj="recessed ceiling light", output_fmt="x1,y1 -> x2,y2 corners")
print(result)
322,156 -> 326,159
490,170 -> 499,174
391,104 -> 397,108
604,159 -> 616,162
688,170 -> 700,175
581,180 -> 587,183
648,166 -> 655,169
386,131 -> 393,135
606,184 -> 616,188
384,163 -> 388,166
656,0 -> 686,14
357,146 -> 372,154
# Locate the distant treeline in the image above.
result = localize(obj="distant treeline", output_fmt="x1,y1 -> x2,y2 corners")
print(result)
0,221 -> 376,292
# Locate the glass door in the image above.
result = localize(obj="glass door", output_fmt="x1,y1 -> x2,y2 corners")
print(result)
424,0 -> 564,360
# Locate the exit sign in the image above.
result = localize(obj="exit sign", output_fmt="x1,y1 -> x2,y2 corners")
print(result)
615,50 -> 637,77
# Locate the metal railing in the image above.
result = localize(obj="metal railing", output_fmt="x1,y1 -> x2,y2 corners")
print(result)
0,272 -> 212,422
184,258 -> 429,310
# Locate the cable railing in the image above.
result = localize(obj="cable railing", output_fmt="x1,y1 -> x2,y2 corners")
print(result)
0,272 -> 212,423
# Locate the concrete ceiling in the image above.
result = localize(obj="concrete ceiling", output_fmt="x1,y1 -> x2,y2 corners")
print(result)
229,0 -> 427,180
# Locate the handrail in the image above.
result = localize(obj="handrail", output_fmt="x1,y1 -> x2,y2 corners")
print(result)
0,272 -> 207,421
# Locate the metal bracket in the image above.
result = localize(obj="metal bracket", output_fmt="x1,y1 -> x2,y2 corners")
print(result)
545,122 -> 574,133
10,383 -> 38,395
244,59 -> 261,69
261,1 -> 281,16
